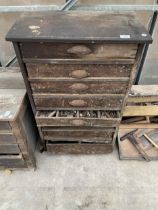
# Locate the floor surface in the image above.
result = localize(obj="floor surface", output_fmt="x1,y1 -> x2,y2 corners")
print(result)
0,148 -> 158,210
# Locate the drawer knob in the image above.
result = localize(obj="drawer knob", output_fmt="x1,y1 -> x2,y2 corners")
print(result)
67,45 -> 92,55
72,119 -> 85,126
70,70 -> 89,79
69,99 -> 87,107
70,83 -> 88,91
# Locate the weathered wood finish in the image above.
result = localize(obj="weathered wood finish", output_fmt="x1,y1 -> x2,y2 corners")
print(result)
26,63 -> 132,78
0,134 -> 17,144
46,142 -> 113,154
6,13 -> 152,154
0,155 -> 25,168
20,42 -> 138,60
30,79 -> 128,94
0,144 -> 20,154
36,111 -> 120,127
0,69 -> 37,168
0,122 -> 11,131
33,94 -> 124,110
42,127 -> 114,143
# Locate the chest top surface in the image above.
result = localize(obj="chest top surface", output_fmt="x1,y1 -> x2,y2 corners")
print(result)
6,12 -> 152,44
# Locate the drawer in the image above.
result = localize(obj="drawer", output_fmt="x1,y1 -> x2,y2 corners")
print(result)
36,110 -> 121,127
0,134 -> 17,144
33,94 -> 124,110
30,79 -> 128,94
20,42 -> 137,60
0,155 -> 25,168
0,121 -> 11,131
26,63 -> 132,78
42,127 -> 115,143
0,144 -> 20,154
46,142 -> 113,154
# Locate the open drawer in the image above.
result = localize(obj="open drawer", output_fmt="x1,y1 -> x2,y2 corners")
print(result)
36,110 -> 121,127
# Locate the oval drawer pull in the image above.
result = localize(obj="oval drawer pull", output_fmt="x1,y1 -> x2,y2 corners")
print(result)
69,99 -> 87,107
69,83 -> 88,91
72,119 -> 86,126
67,45 -> 92,55
70,70 -> 89,79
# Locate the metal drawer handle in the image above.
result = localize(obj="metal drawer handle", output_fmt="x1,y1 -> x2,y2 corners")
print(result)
70,70 -> 89,79
69,99 -> 87,107
69,83 -> 88,91
72,119 -> 86,126
67,45 -> 92,55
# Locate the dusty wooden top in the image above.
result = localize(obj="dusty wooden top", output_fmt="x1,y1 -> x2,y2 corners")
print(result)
6,12 -> 152,43
0,89 -> 26,121
0,68 -> 26,121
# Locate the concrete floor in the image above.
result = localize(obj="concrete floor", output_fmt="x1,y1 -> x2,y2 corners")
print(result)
0,148 -> 158,210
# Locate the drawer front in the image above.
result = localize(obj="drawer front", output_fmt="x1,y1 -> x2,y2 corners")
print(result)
0,134 -> 17,144
30,80 -> 128,94
33,94 -> 124,110
26,63 -> 132,78
20,42 -> 137,60
0,121 -> 11,131
46,142 -> 113,154
36,110 -> 121,127
0,144 -> 20,154
42,127 -> 114,142
0,155 -> 25,168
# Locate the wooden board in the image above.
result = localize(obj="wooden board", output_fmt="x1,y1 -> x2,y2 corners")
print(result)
0,155 -> 25,168
6,12 -> 152,43
123,106 -> 158,117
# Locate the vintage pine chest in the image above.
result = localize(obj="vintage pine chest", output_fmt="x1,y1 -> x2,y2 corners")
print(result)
6,12 -> 152,154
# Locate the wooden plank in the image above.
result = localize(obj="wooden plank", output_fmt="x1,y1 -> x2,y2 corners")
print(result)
6,12 -> 152,43
0,144 -> 20,154
0,155 -> 26,168
0,134 -> 17,144
47,142 -> 113,155
120,124 -> 158,129
0,121 -> 11,131
123,106 -> 158,117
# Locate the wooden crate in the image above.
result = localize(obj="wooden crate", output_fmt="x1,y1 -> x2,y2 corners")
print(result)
0,68 -> 37,169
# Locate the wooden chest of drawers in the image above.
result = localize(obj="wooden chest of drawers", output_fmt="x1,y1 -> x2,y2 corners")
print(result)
0,69 -> 37,168
6,12 -> 152,154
